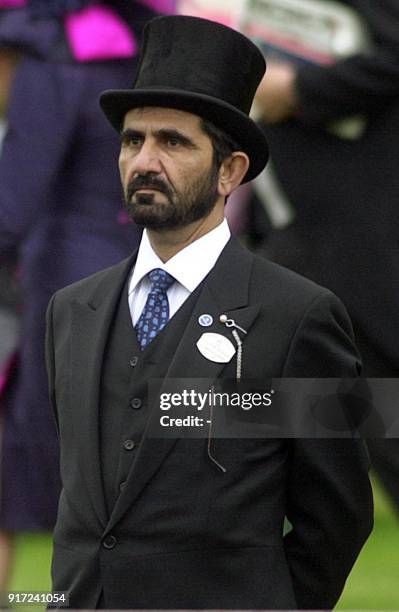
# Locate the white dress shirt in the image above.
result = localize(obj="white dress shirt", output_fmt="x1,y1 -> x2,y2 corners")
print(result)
128,219 -> 231,326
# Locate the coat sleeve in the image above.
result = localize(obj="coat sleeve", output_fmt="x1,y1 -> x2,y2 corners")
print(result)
282,291 -> 373,609
295,0 -> 399,124
0,56 -> 86,254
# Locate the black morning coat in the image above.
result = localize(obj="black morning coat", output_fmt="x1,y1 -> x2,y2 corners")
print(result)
46,237 -> 373,610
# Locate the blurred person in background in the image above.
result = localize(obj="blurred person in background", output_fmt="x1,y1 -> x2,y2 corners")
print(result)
0,39 -> 19,386
0,29 -> 21,591
253,0 -> 399,512
0,0 -> 174,591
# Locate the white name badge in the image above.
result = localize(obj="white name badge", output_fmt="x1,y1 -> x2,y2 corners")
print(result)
197,333 -> 236,363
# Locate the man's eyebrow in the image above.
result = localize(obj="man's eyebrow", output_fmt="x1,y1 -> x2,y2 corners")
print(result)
120,128 -> 143,142
157,128 -> 198,148
120,127 -> 198,148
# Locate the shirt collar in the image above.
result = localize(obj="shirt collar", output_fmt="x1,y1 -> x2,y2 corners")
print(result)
129,219 -> 231,294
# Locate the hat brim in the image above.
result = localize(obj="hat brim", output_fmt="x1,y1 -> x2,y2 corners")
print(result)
99,88 -> 268,183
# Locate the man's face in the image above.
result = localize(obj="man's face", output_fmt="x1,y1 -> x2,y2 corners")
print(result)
119,107 -> 221,229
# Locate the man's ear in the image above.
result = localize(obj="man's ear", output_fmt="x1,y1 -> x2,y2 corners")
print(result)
218,152 -> 250,197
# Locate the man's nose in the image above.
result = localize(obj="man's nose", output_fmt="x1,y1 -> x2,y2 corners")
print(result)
131,140 -> 163,175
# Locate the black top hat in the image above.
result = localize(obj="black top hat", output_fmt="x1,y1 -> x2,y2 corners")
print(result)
100,15 -> 269,183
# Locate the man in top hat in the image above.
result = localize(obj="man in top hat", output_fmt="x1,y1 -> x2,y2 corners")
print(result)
46,15 -> 373,610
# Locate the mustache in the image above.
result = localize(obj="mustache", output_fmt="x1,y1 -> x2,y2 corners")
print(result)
127,174 -> 173,200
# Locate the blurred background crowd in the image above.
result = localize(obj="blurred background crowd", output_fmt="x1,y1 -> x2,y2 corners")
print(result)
0,0 -> 398,608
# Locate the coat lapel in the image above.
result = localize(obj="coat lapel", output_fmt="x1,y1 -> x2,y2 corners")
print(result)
166,237 -> 260,379
106,238 -> 261,532
69,254 -> 136,529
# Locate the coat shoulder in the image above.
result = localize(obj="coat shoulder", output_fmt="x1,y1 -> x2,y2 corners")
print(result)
251,251 -> 335,308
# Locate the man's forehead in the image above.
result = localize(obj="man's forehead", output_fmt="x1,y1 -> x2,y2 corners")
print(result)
122,106 -> 202,131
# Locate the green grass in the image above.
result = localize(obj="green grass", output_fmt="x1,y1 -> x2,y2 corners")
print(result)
8,533 -> 51,612
8,478 -> 399,610
337,478 -> 399,610
10,533 -> 52,593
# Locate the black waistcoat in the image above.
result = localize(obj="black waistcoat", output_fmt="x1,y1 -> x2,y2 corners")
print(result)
99,276 -> 200,515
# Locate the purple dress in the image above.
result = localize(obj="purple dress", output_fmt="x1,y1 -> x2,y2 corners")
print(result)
0,1 -> 174,529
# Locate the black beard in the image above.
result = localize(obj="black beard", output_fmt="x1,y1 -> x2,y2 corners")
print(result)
124,166 -> 220,230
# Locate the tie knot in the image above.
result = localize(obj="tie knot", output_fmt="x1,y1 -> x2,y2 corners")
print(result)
148,268 -> 175,293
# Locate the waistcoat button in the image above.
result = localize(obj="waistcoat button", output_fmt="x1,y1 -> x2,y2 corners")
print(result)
130,398 -> 142,410
123,439 -> 135,451
102,535 -> 116,550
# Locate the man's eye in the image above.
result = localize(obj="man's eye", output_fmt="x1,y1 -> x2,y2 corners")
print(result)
167,138 -> 181,147
122,136 -> 142,147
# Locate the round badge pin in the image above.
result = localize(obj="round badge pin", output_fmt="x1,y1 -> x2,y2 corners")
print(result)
198,314 -> 213,327
197,332 -> 236,363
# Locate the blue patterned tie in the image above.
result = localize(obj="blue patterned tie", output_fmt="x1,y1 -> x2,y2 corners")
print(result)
135,268 -> 175,350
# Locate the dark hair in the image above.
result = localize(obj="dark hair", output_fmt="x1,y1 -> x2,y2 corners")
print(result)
200,118 -> 241,170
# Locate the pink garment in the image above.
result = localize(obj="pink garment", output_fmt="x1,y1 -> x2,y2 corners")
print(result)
117,210 -> 132,225
0,0 -> 26,7
65,2 -> 137,62
0,351 -> 18,401
0,372 -> 6,396
137,0 -> 175,15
